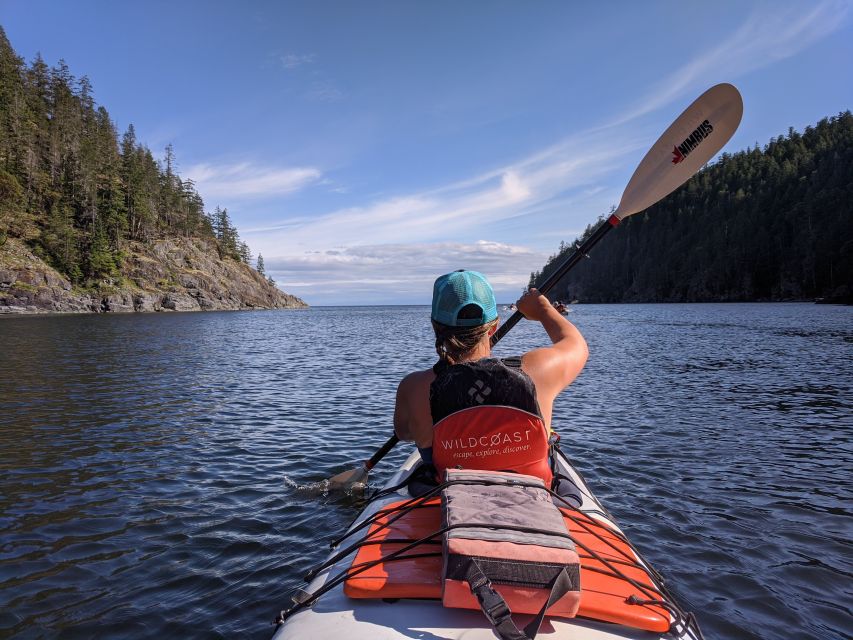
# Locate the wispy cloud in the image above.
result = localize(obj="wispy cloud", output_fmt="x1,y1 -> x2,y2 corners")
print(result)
246,126 -> 641,251
249,140 -> 639,303
306,80 -> 344,102
186,162 -> 321,199
245,126 -> 636,304
612,0 -> 849,124
279,53 -> 315,69
265,241 -> 547,304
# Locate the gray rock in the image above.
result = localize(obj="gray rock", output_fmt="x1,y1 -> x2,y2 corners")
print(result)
1,236 -> 308,315
179,273 -> 199,288
102,293 -> 134,313
133,293 -> 160,312
15,270 -> 39,286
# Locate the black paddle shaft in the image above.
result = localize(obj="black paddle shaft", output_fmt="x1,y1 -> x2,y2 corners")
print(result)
490,214 -> 620,347
365,434 -> 399,469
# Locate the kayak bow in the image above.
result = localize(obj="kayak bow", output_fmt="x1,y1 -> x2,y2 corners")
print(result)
274,449 -> 703,640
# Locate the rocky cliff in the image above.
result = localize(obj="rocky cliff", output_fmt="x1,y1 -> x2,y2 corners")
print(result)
0,236 -> 307,314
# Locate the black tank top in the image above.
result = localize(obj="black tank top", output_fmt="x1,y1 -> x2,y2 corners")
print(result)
429,357 -> 542,424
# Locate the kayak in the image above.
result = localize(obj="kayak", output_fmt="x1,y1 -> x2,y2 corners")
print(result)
272,448 -> 703,640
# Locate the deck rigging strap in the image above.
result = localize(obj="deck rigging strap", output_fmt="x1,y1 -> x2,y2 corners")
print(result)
280,472 -> 702,639
466,559 -> 577,640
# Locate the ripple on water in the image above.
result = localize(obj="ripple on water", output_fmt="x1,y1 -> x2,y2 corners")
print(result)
0,304 -> 851,639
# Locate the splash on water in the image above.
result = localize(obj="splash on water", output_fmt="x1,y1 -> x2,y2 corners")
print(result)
283,475 -> 368,498
283,475 -> 330,497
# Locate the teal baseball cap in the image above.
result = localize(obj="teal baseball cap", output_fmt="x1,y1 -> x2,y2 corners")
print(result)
431,270 -> 498,327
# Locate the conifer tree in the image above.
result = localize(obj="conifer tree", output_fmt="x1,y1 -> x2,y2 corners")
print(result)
238,240 -> 251,264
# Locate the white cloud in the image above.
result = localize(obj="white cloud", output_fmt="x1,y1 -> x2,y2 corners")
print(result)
185,162 -> 321,200
306,81 -> 344,102
245,126 -> 641,253
280,53 -> 315,69
501,171 -> 530,202
244,119 -> 645,305
612,0 -> 849,124
265,241 -> 547,305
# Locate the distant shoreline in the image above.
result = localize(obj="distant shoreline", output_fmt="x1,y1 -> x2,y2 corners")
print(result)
298,299 -> 847,308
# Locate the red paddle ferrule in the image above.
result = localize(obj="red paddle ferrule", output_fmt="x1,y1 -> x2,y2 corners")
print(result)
607,214 -> 621,227
365,435 -> 400,470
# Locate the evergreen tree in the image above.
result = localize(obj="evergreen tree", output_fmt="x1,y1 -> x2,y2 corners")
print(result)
0,27 -> 27,177
238,240 -> 251,264
256,253 -> 265,276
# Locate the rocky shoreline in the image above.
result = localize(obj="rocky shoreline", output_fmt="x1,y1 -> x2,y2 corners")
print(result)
0,237 -> 307,315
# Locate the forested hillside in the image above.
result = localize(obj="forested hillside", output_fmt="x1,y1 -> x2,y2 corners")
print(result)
530,112 -> 852,303
0,28 -> 304,312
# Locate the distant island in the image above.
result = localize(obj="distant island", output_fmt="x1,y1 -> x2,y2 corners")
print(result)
0,28 -> 307,314
530,112 -> 852,304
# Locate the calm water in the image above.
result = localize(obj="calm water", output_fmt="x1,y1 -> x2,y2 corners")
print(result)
1,304 -> 851,639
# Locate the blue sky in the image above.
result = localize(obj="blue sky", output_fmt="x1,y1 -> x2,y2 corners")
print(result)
3,1 -> 851,305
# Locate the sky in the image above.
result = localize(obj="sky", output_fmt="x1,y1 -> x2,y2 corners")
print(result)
2,1 -> 852,305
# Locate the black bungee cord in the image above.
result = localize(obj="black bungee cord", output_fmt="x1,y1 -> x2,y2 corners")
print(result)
279,465 -> 704,639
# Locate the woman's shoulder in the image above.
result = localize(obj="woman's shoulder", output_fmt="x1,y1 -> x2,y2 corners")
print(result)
398,368 -> 437,391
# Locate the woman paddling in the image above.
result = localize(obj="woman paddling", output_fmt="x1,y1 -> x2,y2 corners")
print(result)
394,269 -> 588,483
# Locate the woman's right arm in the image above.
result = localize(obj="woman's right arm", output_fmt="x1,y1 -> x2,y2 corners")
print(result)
393,375 -> 414,441
516,289 -> 589,397
394,371 -> 435,447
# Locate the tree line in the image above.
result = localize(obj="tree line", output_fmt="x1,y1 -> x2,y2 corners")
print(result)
530,111 -> 853,302
0,27 -> 268,285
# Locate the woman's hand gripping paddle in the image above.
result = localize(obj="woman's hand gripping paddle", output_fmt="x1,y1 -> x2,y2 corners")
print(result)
328,83 -> 743,490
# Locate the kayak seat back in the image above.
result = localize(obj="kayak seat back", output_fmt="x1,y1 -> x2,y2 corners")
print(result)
432,405 -> 553,486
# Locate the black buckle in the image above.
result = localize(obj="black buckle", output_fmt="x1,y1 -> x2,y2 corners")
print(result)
484,599 -> 511,626
471,578 -> 511,626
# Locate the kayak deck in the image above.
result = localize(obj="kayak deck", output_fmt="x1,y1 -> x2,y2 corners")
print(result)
272,451 -> 701,640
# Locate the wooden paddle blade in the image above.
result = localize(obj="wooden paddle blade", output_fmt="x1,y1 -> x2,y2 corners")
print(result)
615,83 -> 743,220
328,465 -> 368,490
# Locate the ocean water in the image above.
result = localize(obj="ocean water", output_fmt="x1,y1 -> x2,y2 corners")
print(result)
0,304 -> 851,639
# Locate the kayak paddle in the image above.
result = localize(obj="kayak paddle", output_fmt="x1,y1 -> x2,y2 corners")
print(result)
329,82 -> 744,489
328,433 -> 399,490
